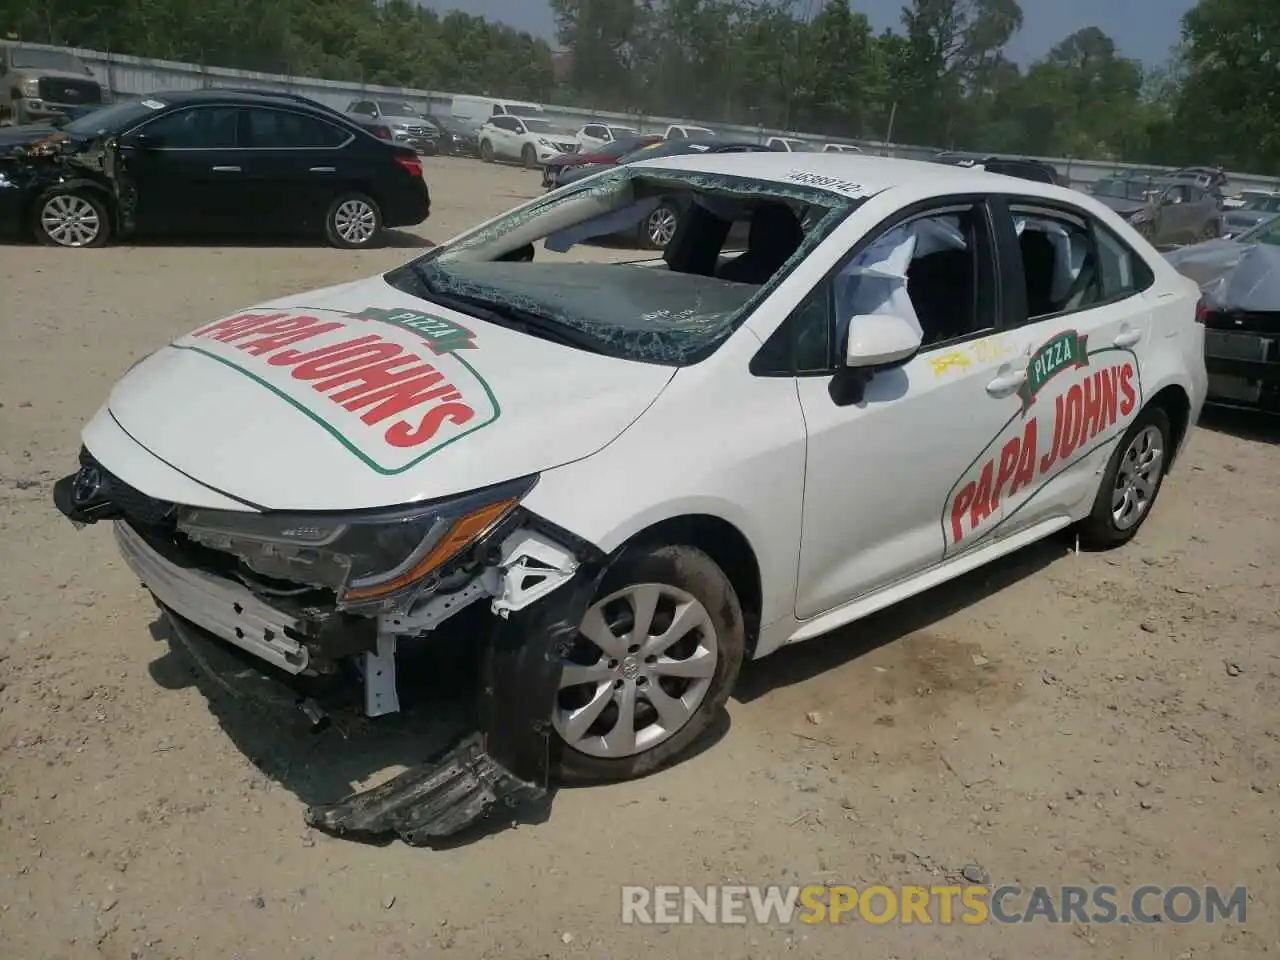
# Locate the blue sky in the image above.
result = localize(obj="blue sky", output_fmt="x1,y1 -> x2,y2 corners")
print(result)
421,0 -> 1195,65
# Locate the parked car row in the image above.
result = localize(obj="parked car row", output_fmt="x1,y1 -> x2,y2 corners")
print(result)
0,89 -> 429,248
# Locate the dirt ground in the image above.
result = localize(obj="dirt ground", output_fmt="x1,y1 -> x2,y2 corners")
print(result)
1,157 -> 1278,959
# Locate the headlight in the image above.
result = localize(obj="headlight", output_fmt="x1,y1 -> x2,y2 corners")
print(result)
537,138 -> 554,148
176,475 -> 536,615
19,78 -> 40,98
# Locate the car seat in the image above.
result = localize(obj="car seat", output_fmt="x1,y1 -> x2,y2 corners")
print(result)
716,203 -> 804,284
1019,230 -> 1058,317
905,249 -> 974,344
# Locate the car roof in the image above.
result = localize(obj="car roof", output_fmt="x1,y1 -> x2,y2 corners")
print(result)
145,88 -> 342,111
628,151 -> 1105,206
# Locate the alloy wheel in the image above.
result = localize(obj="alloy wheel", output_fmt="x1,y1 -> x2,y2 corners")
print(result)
554,583 -> 718,758
332,199 -> 378,246
1112,424 -> 1164,530
646,206 -> 679,247
41,195 -> 102,247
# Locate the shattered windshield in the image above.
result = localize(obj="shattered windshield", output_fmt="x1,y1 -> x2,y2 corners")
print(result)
386,166 -> 860,366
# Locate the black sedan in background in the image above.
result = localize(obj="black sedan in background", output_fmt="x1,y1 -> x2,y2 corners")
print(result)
0,89 -> 429,248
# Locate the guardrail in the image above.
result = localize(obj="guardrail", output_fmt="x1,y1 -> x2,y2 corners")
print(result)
9,39 -> 1280,195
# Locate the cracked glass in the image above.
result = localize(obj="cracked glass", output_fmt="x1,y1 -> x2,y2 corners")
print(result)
386,167 -> 861,366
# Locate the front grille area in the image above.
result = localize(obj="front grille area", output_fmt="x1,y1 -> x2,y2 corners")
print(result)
37,77 -> 102,104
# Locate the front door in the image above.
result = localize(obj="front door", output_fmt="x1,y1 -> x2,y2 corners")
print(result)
981,199 -> 1156,543
792,197 -> 1019,619
117,105 -> 243,234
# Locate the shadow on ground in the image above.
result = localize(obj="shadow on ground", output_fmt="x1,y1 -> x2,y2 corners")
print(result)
142,533 -> 1069,845
735,534 -> 1069,702
1197,404 -> 1280,445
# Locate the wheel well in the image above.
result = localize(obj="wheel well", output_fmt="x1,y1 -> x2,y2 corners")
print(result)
623,514 -> 763,654
22,180 -> 117,233
1148,384 -> 1191,465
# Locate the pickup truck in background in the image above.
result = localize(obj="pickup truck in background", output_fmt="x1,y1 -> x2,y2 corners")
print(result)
1,45 -> 106,126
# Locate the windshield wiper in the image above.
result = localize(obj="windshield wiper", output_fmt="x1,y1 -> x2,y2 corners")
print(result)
409,266 -> 618,357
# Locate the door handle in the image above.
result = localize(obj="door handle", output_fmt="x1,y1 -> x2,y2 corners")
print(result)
986,369 -> 1027,398
211,165 -> 241,172
1114,328 -> 1143,348
309,166 -> 336,173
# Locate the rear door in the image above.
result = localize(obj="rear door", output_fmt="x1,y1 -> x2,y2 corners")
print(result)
238,106 -> 355,231
118,104 -> 243,233
981,197 -> 1156,543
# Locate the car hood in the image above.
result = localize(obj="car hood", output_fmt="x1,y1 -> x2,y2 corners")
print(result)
101,275 -> 677,511
1163,238 -> 1254,287
0,123 -> 64,154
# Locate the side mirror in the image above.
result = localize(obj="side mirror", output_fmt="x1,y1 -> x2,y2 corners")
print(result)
844,313 -> 923,369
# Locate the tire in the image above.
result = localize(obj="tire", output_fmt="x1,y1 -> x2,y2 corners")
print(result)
1077,405 -> 1172,549
521,144 -> 537,170
323,192 -> 382,249
480,139 -> 494,163
552,544 -> 746,783
640,200 -> 680,249
1197,222 -> 1218,241
33,188 -> 111,248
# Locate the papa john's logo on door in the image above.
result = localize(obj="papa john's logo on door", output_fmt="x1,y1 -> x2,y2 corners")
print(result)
942,331 -> 1141,553
171,306 -> 499,474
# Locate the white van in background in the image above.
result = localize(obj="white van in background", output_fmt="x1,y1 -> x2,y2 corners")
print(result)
451,96 -> 545,134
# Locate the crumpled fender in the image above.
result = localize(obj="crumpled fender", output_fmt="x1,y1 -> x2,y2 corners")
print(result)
305,521 -> 610,846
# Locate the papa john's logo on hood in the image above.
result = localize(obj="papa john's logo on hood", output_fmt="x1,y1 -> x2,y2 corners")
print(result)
170,305 -> 499,474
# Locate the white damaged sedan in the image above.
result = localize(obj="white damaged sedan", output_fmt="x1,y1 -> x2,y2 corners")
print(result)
55,153 -> 1208,842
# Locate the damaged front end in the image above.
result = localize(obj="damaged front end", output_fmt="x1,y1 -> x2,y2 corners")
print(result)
52,449 -> 607,843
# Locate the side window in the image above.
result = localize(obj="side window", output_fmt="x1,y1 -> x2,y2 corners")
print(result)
244,108 -> 348,148
492,105 -> 505,117
669,127 -> 685,140
493,116 -> 516,132
137,107 -> 239,148
1010,203 -> 1152,321
749,287 -> 832,377
1095,223 -> 1153,300
354,101 -> 375,116
834,205 -> 996,348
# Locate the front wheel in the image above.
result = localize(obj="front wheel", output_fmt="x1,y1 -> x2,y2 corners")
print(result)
521,144 -> 537,169
324,192 -> 382,249
1077,405 -> 1171,549
552,544 -> 745,783
33,189 -> 111,248
480,139 -> 494,163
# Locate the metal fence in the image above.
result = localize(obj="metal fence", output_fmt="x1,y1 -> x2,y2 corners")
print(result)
13,39 -> 1280,195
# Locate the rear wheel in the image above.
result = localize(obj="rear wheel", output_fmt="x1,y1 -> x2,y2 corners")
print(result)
323,192 -> 382,249
521,144 -> 537,169
553,544 -> 745,783
33,189 -> 111,248
1077,405 -> 1171,549
480,139 -> 494,163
